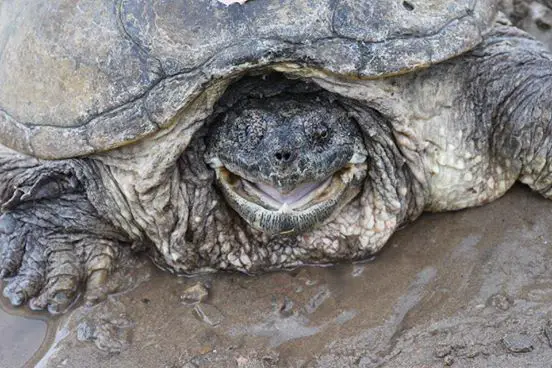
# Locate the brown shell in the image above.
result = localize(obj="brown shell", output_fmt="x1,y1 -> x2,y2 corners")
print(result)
0,0 -> 499,158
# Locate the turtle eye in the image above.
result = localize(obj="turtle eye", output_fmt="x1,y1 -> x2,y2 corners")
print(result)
310,124 -> 331,144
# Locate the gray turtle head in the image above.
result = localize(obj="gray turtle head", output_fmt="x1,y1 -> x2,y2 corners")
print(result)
205,94 -> 368,235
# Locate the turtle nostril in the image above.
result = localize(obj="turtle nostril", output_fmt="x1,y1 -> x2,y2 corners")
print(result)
274,150 -> 294,163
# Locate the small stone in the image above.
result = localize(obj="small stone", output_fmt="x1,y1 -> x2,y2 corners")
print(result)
279,296 -> 294,317
198,345 -> 214,355
181,282 -> 209,305
544,320 -> 552,348
78,318 -> 133,353
262,351 -> 280,365
76,320 -> 96,342
235,355 -> 249,367
351,264 -> 364,277
444,355 -> 454,366
501,333 -> 535,353
304,287 -> 330,314
194,304 -> 224,327
487,293 -> 512,311
465,348 -> 480,359
434,345 -> 451,358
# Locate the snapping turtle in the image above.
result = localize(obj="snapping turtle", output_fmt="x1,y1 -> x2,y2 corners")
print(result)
1,0 -> 551,313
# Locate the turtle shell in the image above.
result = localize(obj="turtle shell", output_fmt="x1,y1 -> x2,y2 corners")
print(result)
0,0 -> 499,159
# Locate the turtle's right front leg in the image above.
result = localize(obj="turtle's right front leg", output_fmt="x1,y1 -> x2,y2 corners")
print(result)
470,28 -> 552,198
0,149 -> 130,313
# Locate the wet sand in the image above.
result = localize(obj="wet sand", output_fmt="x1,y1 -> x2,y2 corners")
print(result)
3,184 -> 552,367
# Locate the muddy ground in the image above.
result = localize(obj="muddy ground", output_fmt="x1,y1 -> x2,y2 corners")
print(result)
2,185 -> 552,368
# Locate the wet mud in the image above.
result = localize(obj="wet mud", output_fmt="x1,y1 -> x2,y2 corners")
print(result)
3,185 -> 552,367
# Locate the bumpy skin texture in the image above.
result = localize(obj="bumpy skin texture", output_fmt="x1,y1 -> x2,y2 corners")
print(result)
205,93 -> 367,235
0,150 -> 129,313
2,18 -> 552,313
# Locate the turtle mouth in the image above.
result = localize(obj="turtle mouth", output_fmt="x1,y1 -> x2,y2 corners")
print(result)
208,156 -> 367,234
221,168 -> 345,212
242,176 -> 334,211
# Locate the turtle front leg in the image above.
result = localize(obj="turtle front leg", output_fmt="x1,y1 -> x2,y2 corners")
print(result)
463,26 -> 552,199
0,149 -> 129,313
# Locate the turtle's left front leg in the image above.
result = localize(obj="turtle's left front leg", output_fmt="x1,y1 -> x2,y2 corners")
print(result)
0,150 -> 130,313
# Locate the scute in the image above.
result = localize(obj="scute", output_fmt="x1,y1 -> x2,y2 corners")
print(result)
0,0 -> 499,159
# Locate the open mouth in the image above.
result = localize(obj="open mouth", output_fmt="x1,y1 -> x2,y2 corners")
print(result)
212,158 -> 367,213
206,155 -> 367,234
243,176 -> 333,211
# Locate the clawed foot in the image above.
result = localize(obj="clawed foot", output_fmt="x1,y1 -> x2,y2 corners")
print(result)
0,196 -> 125,314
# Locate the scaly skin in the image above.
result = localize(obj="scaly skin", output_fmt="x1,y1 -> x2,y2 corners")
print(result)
0,148 -> 130,313
1,25 -> 552,312
205,93 -> 368,235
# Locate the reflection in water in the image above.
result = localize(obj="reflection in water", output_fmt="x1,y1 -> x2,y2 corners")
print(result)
0,291 -> 49,368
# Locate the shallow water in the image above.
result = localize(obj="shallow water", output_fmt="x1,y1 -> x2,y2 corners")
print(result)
2,185 -> 552,367
0,302 -> 50,368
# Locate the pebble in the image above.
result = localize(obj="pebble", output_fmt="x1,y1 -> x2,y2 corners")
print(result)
76,320 -> 96,342
181,283 -> 209,305
279,296 -> 294,317
501,333 -> 535,353
444,355 -> 454,366
76,317 -> 133,353
488,293 -> 512,311
351,265 -> 365,277
434,345 -> 451,358
304,287 -> 330,314
194,304 -> 224,327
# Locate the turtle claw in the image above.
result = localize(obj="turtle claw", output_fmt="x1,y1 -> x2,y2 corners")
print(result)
0,231 -> 26,278
37,281 -> 80,314
1,238 -> 46,307
28,241 -> 116,313
28,290 -> 76,314
3,275 -> 44,307
3,288 -> 25,306
0,208 -> 122,313
84,269 -> 110,307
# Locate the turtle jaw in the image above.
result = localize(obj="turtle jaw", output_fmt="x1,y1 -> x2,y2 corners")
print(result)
210,158 -> 368,235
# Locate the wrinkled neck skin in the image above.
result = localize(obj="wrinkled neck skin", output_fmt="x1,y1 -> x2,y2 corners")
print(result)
84,81 -> 427,275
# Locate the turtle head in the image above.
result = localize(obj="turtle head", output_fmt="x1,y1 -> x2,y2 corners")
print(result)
205,95 -> 368,235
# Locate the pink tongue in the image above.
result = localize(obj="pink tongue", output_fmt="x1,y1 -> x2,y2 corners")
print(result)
255,181 -> 322,204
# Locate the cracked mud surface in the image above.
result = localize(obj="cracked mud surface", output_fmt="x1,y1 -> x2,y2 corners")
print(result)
3,185 -> 552,367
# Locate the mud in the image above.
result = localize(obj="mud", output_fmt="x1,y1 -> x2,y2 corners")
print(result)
2,185 -> 552,367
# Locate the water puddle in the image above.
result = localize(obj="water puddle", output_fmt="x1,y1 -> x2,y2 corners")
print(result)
0,293 -> 53,368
